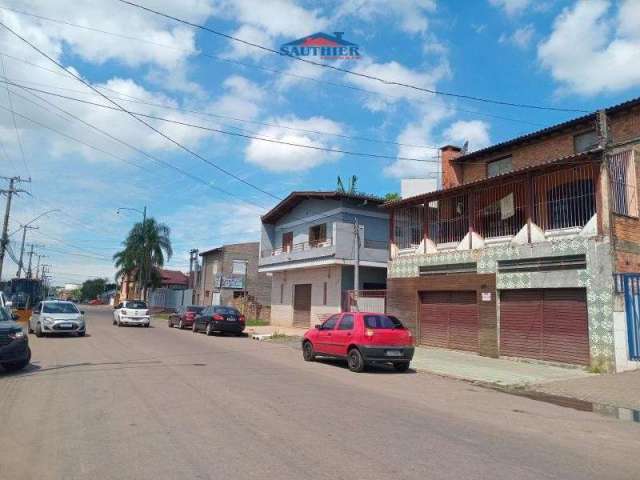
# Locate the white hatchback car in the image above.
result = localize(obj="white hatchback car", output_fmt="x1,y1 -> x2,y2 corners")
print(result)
113,300 -> 150,327
29,300 -> 86,337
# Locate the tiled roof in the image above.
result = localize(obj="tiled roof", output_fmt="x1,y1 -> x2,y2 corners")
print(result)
261,191 -> 385,224
159,269 -> 188,286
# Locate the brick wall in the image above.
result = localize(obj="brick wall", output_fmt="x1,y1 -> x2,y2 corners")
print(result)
221,242 -> 272,307
460,107 -> 640,184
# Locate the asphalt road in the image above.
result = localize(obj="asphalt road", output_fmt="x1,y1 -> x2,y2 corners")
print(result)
1,306 -> 638,480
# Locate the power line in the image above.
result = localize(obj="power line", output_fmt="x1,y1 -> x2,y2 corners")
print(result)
0,85 -> 270,211
0,20 -> 282,202
0,5 -> 547,128
0,79 -> 442,164
116,0 -> 589,114
0,55 -> 30,180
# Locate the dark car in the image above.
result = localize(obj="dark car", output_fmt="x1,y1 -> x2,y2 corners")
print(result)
168,305 -> 205,329
0,307 -> 31,372
192,305 -> 245,336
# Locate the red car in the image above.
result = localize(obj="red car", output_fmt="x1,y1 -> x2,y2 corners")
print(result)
302,312 -> 414,372
168,305 -> 205,329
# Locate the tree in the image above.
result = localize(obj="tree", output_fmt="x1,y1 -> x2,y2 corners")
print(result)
384,192 -> 401,201
80,278 -> 108,301
113,217 -> 173,300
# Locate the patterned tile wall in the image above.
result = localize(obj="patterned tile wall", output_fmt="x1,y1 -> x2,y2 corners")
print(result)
388,237 -> 616,370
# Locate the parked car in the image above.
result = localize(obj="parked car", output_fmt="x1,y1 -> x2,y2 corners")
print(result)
113,300 -> 150,327
192,305 -> 245,336
0,305 -> 31,371
168,305 -> 205,329
28,300 -> 86,337
88,299 -> 102,305
302,312 -> 414,373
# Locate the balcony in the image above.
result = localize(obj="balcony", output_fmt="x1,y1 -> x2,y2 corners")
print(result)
261,238 -> 334,258
388,155 -> 605,258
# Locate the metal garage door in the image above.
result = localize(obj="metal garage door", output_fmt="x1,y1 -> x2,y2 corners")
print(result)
419,291 -> 479,352
500,289 -> 589,365
293,284 -> 312,328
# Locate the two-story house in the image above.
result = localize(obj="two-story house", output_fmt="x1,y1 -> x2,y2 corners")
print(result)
195,242 -> 271,319
259,191 -> 389,328
385,97 -> 640,373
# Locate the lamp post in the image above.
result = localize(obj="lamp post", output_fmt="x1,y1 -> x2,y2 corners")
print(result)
11,209 -> 60,278
117,206 -> 147,301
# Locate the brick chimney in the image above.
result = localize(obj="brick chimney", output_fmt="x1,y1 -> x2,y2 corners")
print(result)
441,145 -> 463,189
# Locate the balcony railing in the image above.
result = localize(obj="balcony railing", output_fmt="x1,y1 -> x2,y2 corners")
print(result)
261,238 -> 333,257
390,160 -> 602,255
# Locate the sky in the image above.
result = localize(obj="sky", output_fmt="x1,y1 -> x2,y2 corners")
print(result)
1,0 -> 640,286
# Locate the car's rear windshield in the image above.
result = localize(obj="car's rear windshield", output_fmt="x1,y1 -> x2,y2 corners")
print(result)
124,301 -> 147,309
43,303 -> 79,314
363,314 -> 404,329
187,306 -> 204,313
214,306 -> 239,315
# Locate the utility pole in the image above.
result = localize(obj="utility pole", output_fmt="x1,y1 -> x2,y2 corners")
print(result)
140,205 -> 147,301
0,175 -> 30,281
188,249 -> 198,289
35,254 -> 46,279
16,225 -> 38,278
353,218 -> 360,309
26,243 -> 43,279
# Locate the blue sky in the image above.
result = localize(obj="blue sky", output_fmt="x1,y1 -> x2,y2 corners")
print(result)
1,0 -> 639,284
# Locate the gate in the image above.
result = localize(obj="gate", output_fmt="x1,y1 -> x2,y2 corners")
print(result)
621,274 -> 640,360
343,290 -> 386,313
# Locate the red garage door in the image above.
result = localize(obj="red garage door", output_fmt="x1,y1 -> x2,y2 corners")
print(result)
500,289 -> 589,365
419,291 -> 479,352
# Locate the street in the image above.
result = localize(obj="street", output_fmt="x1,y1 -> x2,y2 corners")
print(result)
1,306 -> 638,480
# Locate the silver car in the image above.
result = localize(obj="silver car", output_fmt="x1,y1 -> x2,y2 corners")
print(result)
29,300 -> 86,337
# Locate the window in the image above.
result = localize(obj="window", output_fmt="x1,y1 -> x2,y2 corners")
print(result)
214,306 -> 240,315
43,302 -> 80,314
280,283 -> 284,303
609,150 -> 639,217
546,180 -> 595,229
487,156 -> 513,177
232,260 -> 247,275
282,232 -> 293,252
123,301 -> 147,309
309,223 -> 327,246
364,314 -> 404,329
212,261 -> 219,274
187,306 -> 204,313
323,282 -> 327,305
338,314 -> 354,330
574,130 -> 598,153
321,315 -> 339,330
233,291 -> 246,299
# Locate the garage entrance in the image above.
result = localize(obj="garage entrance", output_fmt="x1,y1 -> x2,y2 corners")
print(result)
419,291 -> 479,352
293,284 -> 312,328
500,288 -> 589,365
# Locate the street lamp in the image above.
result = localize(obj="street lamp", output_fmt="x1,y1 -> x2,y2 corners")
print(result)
10,208 -> 61,278
117,206 -> 147,301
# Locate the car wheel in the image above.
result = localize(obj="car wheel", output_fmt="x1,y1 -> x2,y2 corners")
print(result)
77,331 -> 86,337
168,319 -> 172,328
393,362 -> 410,373
2,353 -> 30,372
28,324 -> 33,334
144,323 -> 150,328
117,319 -> 122,327
205,323 -> 213,336
113,318 -> 116,326
192,322 -> 198,333
302,341 -> 315,361
35,323 -> 43,338
179,320 -> 184,330
347,348 -> 365,373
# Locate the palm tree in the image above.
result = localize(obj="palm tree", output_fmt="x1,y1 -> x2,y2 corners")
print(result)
113,218 -> 173,300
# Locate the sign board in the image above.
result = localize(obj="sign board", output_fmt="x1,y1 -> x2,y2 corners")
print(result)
221,276 -> 245,289
481,292 -> 492,302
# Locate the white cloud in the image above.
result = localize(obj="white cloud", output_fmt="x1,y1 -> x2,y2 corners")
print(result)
538,0 -> 640,95
209,75 -> 265,120
214,0 -> 328,59
245,116 -> 343,172
335,0 -> 437,35
345,58 -> 450,112
442,120 -> 491,152
489,0 -> 533,16
499,24 -> 535,49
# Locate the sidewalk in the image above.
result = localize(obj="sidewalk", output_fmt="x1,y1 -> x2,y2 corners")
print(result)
411,347 -> 592,387
245,324 -> 307,338
530,369 -> 640,410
